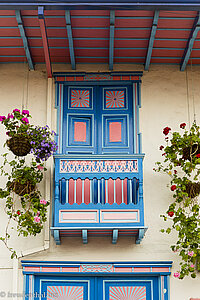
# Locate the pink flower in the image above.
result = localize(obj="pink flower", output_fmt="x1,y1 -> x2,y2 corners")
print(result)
188,251 -> 194,257
40,199 -> 47,205
190,264 -> 195,268
0,116 -> 6,122
13,109 -> 20,113
7,113 -> 14,119
174,272 -> 180,278
37,165 -> 44,170
34,216 -> 40,223
22,110 -> 29,116
36,211 -> 40,216
21,117 -> 29,124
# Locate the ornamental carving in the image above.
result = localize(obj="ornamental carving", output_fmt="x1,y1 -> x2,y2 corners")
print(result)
60,160 -> 138,173
81,264 -> 113,272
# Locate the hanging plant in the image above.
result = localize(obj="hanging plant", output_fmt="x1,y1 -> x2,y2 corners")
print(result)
0,109 -> 57,161
0,155 -> 49,258
154,122 -> 200,279
0,109 -> 57,258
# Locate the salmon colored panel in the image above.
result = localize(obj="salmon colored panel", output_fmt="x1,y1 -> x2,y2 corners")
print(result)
0,57 -> 26,62
114,49 -> 147,57
151,58 -> 181,63
152,49 -> 183,57
84,179 -> 90,205
158,19 -> 194,29
109,122 -> 122,142
22,18 -> 40,27
115,10 -> 154,17
114,58 -> 145,63
75,49 -> 109,57
71,10 -> 110,16
74,122 -> 87,142
155,29 -> 190,39
69,179 -> 74,205
46,28 -> 67,38
71,18 -> 109,28
0,48 -> 25,56
0,10 -> 15,16
0,28 -> 20,37
115,19 -> 152,28
123,179 -> 127,205
115,267 -> 132,272
45,18 -> 66,27
74,39 -> 109,48
154,39 -> 187,48
115,29 -> 150,39
0,38 -> 23,47
134,267 -> 151,272
159,10 -> 197,18
108,179 -> 114,205
76,178 -> 82,205
62,267 -> 80,272
116,178 -> 122,205
76,57 -> 108,63
152,267 -> 169,272
0,17 -> 18,26
115,40 -> 149,48
73,29 -> 109,38
42,267 -> 60,272
25,267 -> 40,271
113,76 -> 121,80
48,39 -> 68,47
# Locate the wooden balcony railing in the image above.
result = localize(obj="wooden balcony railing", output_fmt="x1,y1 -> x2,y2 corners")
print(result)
52,154 -> 146,244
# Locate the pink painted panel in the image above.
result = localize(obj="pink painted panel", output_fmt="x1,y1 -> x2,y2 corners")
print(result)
109,122 -> 122,142
59,210 -> 99,223
76,178 -> 82,205
100,210 -> 139,223
114,267 -> 132,272
109,286 -> 146,300
42,267 -> 60,272
108,178 -> 114,204
24,267 -> 40,272
62,267 -> 80,272
69,178 -> 74,205
152,267 -> 169,272
134,268 -> 151,272
47,286 -> 83,300
74,122 -> 86,142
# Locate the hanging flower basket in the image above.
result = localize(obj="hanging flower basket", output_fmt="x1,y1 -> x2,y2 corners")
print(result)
7,180 -> 35,196
185,182 -> 200,198
6,135 -> 31,157
182,144 -> 200,161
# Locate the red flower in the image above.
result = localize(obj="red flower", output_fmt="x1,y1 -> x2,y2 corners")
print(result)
163,127 -> 171,135
17,210 -> 21,215
168,211 -> 174,217
174,170 -> 177,174
196,154 -> 200,158
162,153 -> 166,156
180,123 -> 186,129
159,145 -> 164,150
171,185 -> 176,191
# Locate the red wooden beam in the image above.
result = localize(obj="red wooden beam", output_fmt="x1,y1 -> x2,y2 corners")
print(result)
38,6 -> 52,78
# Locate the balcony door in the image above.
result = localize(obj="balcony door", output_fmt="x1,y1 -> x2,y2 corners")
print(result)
39,276 -> 158,300
62,85 -> 134,155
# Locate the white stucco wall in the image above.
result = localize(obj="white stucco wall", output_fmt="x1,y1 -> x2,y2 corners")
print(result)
0,64 -> 200,299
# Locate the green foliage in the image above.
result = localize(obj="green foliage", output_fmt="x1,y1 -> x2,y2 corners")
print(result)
155,122 -> 200,279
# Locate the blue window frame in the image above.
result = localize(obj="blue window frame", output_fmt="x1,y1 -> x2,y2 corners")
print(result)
62,85 -> 134,155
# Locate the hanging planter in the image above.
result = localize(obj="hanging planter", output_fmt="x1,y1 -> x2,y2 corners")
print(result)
7,180 -> 35,196
185,182 -> 200,198
154,122 -> 200,279
6,135 -> 31,157
182,144 -> 200,161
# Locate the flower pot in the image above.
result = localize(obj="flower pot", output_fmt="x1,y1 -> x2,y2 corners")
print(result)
185,182 -> 200,198
7,180 -> 35,196
6,135 -> 31,156
182,144 -> 200,161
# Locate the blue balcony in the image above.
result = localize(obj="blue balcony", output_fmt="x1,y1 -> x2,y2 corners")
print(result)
51,154 -> 147,244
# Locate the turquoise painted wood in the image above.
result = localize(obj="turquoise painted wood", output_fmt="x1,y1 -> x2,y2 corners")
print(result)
22,261 -> 172,300
52,73 -> 145,244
